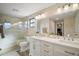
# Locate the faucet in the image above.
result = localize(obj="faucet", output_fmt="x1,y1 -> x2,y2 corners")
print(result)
67,34 -> 74,41
63,36 -> 65,40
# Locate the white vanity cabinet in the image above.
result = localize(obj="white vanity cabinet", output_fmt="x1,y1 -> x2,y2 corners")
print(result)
29,37 -> 79,56
29,38 -> 53,56
53,45 -> 79,56
29,38 -> 41,56
40,41 -> 54,56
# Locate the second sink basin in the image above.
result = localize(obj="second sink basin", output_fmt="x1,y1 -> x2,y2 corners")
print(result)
59,39 -> 79,45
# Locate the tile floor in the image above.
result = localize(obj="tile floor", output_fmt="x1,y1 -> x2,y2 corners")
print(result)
2,50 -> 29,56
2,50 -> 19,56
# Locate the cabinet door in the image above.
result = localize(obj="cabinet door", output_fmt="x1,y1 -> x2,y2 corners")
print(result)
54,45 -> 79,56
54,49 -> 68,56
29,38 -> 35,56
34,39 -> 41,56
40,41 -> 53,56
29,38 -> 41,56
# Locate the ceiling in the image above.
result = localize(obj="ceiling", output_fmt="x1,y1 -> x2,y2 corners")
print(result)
0,3 -> 54,18
50,9 -> 78,21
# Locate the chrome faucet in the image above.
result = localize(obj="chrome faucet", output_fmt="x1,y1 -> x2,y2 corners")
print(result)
67,34 -> 74,41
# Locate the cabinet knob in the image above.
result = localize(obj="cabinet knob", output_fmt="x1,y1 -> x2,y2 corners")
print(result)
44,44 -> 49,47
44,50 -> 49,53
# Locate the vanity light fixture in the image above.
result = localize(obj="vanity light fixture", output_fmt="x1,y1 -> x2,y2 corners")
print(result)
56,3 -> 79,14
13,23 -> 18,26
35,13 -> 46,20
35,15 -> 41,19
35,16 -> 38,19
72,4 -> 79,9
64,4 -> 69,11
57,7 -> 62,13
13,21 -> 22,26
38,15 -> 41,19
41,14 -> 46,18
18,21 -> 22,24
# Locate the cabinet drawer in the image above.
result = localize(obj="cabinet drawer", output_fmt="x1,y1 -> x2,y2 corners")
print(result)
29,38 -> 41,56
41,49 -> 53,56
41,49 -> 50,53
41,41 -> 53,48
40,41 -> 53,56
54,45 -> 79,56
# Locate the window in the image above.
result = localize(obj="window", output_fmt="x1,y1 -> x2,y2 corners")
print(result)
24,21 -> 28,29
3,22 -> 12,29
29,18 -> 36,27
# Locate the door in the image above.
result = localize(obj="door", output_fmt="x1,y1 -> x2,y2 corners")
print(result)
55,20 -> 64,36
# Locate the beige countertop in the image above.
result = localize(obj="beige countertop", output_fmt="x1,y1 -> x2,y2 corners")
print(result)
29,36 -> 79,49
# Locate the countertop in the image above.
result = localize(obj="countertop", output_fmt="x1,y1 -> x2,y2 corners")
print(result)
29,36 -> 79,49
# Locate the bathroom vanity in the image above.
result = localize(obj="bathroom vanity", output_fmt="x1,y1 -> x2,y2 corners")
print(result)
27,4 -> 79,56
28,36 -> 79,56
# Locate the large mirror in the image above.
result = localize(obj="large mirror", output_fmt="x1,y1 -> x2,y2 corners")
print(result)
49,10 -> 79,38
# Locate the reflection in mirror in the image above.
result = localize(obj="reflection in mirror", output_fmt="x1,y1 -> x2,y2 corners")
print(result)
50,10 -> 79,38
3,22 -> 12,29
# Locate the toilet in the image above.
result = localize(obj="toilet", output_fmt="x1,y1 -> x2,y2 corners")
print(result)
19,41 -> 29,52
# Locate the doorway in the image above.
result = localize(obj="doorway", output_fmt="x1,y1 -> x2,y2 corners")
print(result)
55,20 -> 64,36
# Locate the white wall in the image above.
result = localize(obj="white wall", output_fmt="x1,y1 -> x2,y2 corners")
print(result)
26,4 -> 65,36
40,18 -> 49,34
49,19 -> 55,34
64,16 -> 75,37
75,11 -> 79,33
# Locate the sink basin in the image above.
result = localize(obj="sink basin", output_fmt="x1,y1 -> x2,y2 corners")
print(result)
59,40 -> 79,45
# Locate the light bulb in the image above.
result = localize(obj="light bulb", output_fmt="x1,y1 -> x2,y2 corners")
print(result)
38,15 -> 41,19
35,16 -> 38,19
41,14 -> 46,18
72,4 -> 78,9
13,23 -> 18,26
18,21 -> 22,24
57,7 -> 62,13
64,5 -> 69,10
35,15 -> 41,19
35,13 -> 46,20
